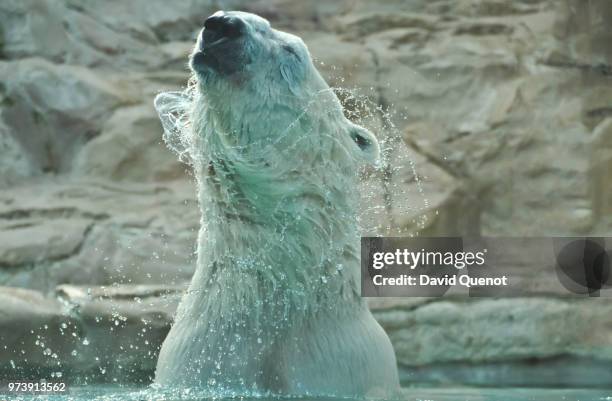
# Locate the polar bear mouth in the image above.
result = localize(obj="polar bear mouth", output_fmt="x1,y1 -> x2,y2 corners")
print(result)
191,12 -> 247,75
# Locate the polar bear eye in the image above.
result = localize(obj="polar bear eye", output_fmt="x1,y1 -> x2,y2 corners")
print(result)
346,123 -> 380,163
350,131 -> 371,150
281,45 -> 301,61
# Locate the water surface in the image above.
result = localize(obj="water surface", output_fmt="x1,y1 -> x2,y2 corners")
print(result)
4,385 -> 611,401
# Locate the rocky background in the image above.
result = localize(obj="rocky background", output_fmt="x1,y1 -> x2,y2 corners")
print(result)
1,0 -> 611,388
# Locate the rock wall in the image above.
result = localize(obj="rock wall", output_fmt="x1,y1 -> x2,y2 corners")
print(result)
0,0 -> 611,387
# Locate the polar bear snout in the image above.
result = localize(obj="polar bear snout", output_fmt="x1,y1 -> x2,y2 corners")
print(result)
191,11 -> 249,75
202,12 -> 245,44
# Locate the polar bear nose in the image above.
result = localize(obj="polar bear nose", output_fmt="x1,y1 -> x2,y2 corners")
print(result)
203,12 -> 244,40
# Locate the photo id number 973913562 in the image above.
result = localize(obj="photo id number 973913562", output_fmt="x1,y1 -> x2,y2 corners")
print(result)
6,382 -> 67,393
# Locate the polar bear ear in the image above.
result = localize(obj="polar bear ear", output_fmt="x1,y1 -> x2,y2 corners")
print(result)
154,91 -> 194,165
347,122 -> 380,163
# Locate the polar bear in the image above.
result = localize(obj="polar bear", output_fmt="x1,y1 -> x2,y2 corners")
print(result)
153,11 -> 400,398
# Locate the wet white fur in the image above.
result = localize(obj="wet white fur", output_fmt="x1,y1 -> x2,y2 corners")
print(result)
154,11 -> 399,398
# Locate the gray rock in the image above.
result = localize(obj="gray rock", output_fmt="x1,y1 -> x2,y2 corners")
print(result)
0,58 -> 130,176
400,356 -> 612,388
336,0 -> 612,237
74,104 -> 185,182
590,118 -> 612,228
0,218 -> 91,267
373,297 -> 612,365
0,0 -> 214,67
0,179 -> 198,292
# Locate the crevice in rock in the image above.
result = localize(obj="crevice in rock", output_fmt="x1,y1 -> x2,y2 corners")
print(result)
56,284 -> 186,303
0,207 -> 110,221
88,181 -> 173,196
375,296 -> 606,317
542,59 -> 612,76
586,107 -> 612,119
404,135 -> 467,180
370,298 -> 441,314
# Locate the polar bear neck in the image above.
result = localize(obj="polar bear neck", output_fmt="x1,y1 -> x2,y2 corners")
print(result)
187,90 -> 364,315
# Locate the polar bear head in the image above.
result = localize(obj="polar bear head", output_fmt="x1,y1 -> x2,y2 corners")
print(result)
185,11 -> 380,164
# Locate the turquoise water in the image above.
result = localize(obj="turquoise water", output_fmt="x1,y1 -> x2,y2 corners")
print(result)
3,386 -> 611,401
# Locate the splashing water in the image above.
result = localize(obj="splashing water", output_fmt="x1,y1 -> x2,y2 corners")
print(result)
155,80 -> 431,240
146,65 -> 434,395
331,86 -> 431,236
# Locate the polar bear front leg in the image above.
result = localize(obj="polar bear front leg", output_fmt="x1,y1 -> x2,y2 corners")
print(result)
275,306 -> 400,398
155,309 -> 271,392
